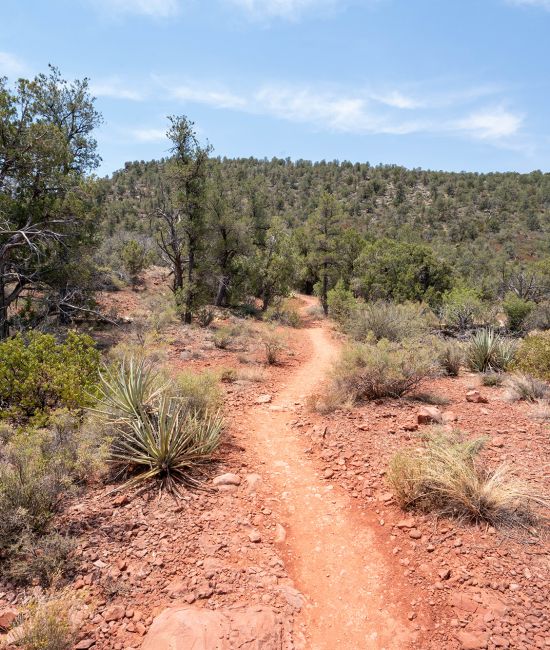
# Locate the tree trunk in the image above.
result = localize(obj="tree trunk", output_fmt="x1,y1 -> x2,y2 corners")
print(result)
215,275 -> 229,307
321,262 -> 329,315
0,271 -> 9,340
184,245 -> 194,325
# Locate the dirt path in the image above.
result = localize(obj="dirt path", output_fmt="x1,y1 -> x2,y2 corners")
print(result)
241,297 -> 413,649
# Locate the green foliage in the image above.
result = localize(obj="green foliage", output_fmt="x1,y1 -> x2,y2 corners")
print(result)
514,331 -> 550,380
212,325 -> 236,349
438,340 -> 464,376
354,239 -> 453,307
526,301 -> 550,331
175,370 -> 222,415
327,340 -> 437,405
16,594 -> 77,650
264,300 -> 301,328
388,432 -> 542,527
121,239 -> 151,286
326,280 -> 355,325
345,300 -> 432,343
196,306 -> 215,328
441,286 -> 484,331
481,372 -> 504,387
0,331 -> 100,421
502,292 -> 534,333
466,329 -> 516,373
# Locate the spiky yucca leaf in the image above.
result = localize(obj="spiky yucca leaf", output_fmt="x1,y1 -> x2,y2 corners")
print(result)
111,394 -> 223,493
467,328 -> 516,373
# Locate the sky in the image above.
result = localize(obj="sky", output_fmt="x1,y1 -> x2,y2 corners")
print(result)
1,0 -> 549,175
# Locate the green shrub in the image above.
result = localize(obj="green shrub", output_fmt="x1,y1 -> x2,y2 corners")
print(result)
388,432 -> 542,528
196,307 -> 215,328
503,292 -> 534,333
16,593 -> 77,650
481,372 -> 504,387
212,325 -> 235,349
261,329 -> 286,365
121,239 -> 151,286
438,340 -> 464,376
327,340 -> 437,405
176,370 -> 222,415
514,331 -> 550,380
441,286 -> 484,331
466,329 -> 516,373
264,302 -> 301,328
526,301 -> 550,331
0,331 -> 100,422
345,301 -> 432,343
6,531 -> 75,587
327,280 -> 355,325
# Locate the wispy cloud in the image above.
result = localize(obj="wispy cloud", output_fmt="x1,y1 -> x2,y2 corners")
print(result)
91,77 -> 145,101
455,106 -> 523,140
88,0 -> 180,18
507,0 -> 550,10
0,52 -> 27,77
128,127 -> 168,142
226,0 -> 341,20
170,83 -> 246,109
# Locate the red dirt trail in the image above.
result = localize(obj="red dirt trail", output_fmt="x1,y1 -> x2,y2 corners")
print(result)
239,296 -> 413,649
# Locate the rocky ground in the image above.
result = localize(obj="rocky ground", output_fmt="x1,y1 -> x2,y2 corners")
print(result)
0,277 -> 548,650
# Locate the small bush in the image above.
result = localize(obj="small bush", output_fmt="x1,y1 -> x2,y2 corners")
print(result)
410,392 -> 450,406
15,593 -> 77,650
481,372 -> 504,387
234,366 -> 266,383
346,301 -> 432,343
438,340 -> 463,376
466,329 -> 516,373
526,301 -> 550,331
212,325 -> 236,349
504,374 -> 548,402
261,329 -> 286,365
196,307 -> 215,328
0,331 -> 100,422
503,292 -> 534,333
265,301 -> 301,328
326,340 -> 437,406
327,280 -> 355,325
514,331 -> 550,380
441,286 -> 483,331
388,432 -> 543,528
175,370 -> 222,415
6,532 -> 75,587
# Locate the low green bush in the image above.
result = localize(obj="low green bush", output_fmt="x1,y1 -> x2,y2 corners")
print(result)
264,303 -> 301,328
503,292 -> 534,333
327,340 -> 437,406
16,593 -> 77,650
514,331 -> 550,381
505,374 -> 549,402
437,340 -> 464,376
0,331 -> 100,422
441,286 -> 484,331
176,370 -> 222,415
345,300 -> 432,343
327,280 -> 355,325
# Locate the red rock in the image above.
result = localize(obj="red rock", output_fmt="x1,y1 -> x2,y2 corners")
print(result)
0,609 -> 17,631
248,530 -> 261,543
75,639 -> 96,649
212,473 -> 241,486
255,394 -> 272,404
456,630 -> 489,649
442,410 -> 459,423
395,518 -> 415,529
491,635 -> 510,648
409,528 -> 422,539
466,390 -> 488,404
450,592 -> 479,613
141,606 -> 282,650
103,605 -> 125,622
417,406 -> 443,424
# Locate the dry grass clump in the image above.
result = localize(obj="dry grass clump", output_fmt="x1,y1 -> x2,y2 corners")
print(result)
504,374 -> 549,403
437,340 -> 464,377
530,400 -> 550,423
260,328 -> 286,365
388,431 -> 545,529
14,593 -> 78,650
345,301 -> 432,343
175,370 -> 222,415
481,372 -> 504,387
322,340 -> 437,409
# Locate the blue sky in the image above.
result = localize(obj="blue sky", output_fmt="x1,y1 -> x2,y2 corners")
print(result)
1,0 -> 549,175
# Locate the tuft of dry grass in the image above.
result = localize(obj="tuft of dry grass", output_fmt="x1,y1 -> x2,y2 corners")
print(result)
504,374 -> 549,403
481,372 -> 504,387
388,431 -> 546,529
14,593 -> 78,650
260,329 -> 286,365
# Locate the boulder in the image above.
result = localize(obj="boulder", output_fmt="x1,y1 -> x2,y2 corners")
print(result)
255,394 -> 272,404
140,606 -> 282,650
466,390 -> 488,404
212,473 -> 241,487
0,608 -> 17,631
417,406 -> 443,425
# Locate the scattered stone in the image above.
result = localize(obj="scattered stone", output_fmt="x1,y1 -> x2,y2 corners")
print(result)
395,518 -> 415,529
409,528 -> 422,539
248,530 -> 262,543
255,394 -> 272,404
278,585 -> 305,611
456,630 -> 489,649
323,468 -> 334,479
103,605 -> 125,622
466,390 -> 488,404
74,640 -> 96,650
438,568 -> 451,580
245,473 -> 262,492
212,473 -> 241,487
0,608 -> 17,631
417,406 -> 443,425
274,523 -> 286,543
442,410 -> 458,423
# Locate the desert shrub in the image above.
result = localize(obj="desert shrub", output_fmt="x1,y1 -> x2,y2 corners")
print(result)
145,294 -> 178,334
175,370 -> 222,415
346,301 -> 432,343
15,593 -> 77,650
503,292 -> 534,333
6,532 -> 75,587
0,331 -> 100,422
481,372 -> 504,387
121,239 -> 151,287
526,301 -> 550,331
441,286 -> 483,331
504,374 -> 549,402
234,366 -> 266,382
196,307 -> 215,328
305,303 -> 325,319
218,367 -> 238,383
327,280 -> 355,325
466,329 -> 516,373
514,331 -> 550,380
530,400 -> 550,423
437,340 -> 463,376
410,392 -> 450,406
261,329 -> 286,365
388,432 -> 543,528
212,325 -> 235,349
327,340 -> 437,405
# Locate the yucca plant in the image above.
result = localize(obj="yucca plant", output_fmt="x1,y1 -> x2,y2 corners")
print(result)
94,357 -> 164,422
111,394 -> 223,493
467,328 -> 516,373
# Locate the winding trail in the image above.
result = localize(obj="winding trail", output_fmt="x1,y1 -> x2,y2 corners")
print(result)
241,296 -> 413,649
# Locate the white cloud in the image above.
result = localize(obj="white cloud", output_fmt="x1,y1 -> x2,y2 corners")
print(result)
0,52 -> 27,77
226,0 -> 339,20
507,0 -> 550,9
91,78 -> 145,101
89,0 -> 180,18
455,107 -> 523,140
129,127 -> 168,142
371,90 -> 423,110
171,84 -> 246,109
